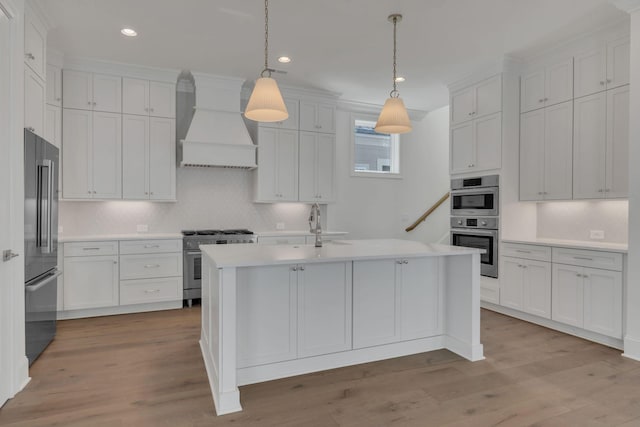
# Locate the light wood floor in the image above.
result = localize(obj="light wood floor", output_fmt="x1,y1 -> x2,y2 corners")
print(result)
1,308 -> 640,427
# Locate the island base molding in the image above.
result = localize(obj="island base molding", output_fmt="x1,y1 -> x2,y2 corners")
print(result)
57,300 -> 183,320
623,336 -> 640,361
482,302 -> 623,350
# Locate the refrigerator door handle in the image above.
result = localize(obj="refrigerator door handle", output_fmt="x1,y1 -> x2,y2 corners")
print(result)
25,270 -> 61,292
45,159 -> 53,254
39,159 -> 53,254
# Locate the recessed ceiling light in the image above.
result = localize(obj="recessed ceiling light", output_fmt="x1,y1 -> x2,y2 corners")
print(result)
395,76 -> 406,83
121,28 -> 138,37
278,56 -> 292,63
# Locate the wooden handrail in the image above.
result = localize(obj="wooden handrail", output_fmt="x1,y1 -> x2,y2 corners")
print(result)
405,192 -> 450,232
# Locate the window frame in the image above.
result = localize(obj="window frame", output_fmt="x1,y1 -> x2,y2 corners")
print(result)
349,113 -> 403,179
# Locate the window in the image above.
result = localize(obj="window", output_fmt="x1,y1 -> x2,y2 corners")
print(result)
351,115 -> 401,178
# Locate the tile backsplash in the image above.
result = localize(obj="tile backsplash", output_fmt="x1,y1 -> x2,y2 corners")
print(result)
59,167 -> 315,236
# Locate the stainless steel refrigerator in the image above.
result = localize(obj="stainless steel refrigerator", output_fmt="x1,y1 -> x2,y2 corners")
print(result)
24,128 -> 60,366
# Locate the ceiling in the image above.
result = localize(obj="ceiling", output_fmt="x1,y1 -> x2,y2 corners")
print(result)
40,0 -> 626,112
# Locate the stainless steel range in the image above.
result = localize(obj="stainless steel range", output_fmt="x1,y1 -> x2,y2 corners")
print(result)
182,229 -> 255,306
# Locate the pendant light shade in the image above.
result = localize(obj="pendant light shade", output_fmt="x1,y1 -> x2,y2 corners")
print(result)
375,14 -> 412,134
245,0 -> 288,122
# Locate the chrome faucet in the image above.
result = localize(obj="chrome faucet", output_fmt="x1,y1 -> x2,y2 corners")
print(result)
309,203 -> 323,248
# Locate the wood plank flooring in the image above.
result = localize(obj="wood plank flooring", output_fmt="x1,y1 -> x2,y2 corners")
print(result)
1,308 -> 640,426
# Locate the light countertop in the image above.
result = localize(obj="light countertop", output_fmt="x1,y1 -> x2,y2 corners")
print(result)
255,230 -> 348,237
59,233 -> 183,243
201,238 -> 484,268
502,238 -> 628,253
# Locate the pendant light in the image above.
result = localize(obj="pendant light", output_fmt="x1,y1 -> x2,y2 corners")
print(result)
245,0 -> 289,122
375,14 -> 412,134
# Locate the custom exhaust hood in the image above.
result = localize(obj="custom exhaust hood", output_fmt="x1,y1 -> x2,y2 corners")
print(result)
179,72 -> 257,169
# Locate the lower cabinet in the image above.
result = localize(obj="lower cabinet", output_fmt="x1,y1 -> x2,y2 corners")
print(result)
63,254 -> 119,310
500,257 -> 551,319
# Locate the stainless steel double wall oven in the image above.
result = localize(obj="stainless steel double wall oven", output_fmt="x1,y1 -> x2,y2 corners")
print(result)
450,175 -> 499,278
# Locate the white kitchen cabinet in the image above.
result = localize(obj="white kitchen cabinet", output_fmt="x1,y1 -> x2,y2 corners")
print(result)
353,257 -> 440,349
24,67 -> 45,137
63,254 -> 119,310
45,105 -> 62,148
24,7 -> 46,80
573,86 -> 629,199
123,78 -> 176,118
552,263 -> 584,328
300,101 -> 336,133
583,267 -> 623,338
297,262 -> 352,357
500,256 -> 552,319
254,127 -> 298,202
574,38 -> 630,98
63,70 -> 122,113
258,98 -> 299,130
520,101 -> 573,201
123,115 -> 176,201
62,109 -> 122,199
299,132 -> 335,203
500,257 -> 525,311
450,74 -> 501,125
520,58 -> 573,113
46,64 -> 62,107
450,112 -> 501,174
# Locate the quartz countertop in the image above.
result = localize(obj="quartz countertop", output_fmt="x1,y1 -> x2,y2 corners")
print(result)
201,238 -> 484,268
59,233 -> 183,243
255,230 -> 348,237
502,238 -> 628,253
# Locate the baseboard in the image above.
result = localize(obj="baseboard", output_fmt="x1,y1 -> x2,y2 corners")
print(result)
623,335 -> 640,361
12,356 -> 30,398
199,339 -> 242,416
57,300 -> 182,320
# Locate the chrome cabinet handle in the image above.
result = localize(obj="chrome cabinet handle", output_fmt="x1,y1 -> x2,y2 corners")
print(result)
144,264 -> 160,268
600,81 -> 605,86
144,244 -> 160,248
25,53 -> 35,60
573,256 -> 593,261
396,260 -> 403,264
292,266 -> 298,271
144,289 -> 160,294
515,250 -> 531,253
83,247 -> 101,251
299,266 -> 305,271
403,260 -> 409,264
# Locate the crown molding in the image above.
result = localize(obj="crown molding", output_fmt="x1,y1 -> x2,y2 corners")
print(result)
28,0 -> 54,31
62,55 -> 181,82
612,0 -> 640,13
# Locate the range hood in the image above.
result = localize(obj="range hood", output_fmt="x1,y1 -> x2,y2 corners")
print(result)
179,72 -> 257,169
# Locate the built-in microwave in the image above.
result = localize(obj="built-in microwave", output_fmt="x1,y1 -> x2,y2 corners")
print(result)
450,175 -> 499,217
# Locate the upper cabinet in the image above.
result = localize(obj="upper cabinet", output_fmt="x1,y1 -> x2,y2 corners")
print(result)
574,38 -> 630,99
450,112 -> 501,174
259,98 -> 299,130
300,101 -> 336,133
254,127 -> 299,202
298,132 -> 335,203
450,75 -> 501,125
123,78 -> 176,118
24,7 -> 46,80
24,67 -> 45,137
63,70 -> 122,113
46,64 -> 62,107
520,58 -> 573,113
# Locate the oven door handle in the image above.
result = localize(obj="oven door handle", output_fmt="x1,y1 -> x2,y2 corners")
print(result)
451,228 -> 497,236
451,187 -> 498,196
186,251 -> 201,256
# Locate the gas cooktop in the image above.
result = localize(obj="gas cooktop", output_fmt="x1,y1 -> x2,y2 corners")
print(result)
182,229 -> 254,237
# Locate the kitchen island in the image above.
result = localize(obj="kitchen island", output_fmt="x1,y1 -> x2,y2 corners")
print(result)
200,239 -> 484,415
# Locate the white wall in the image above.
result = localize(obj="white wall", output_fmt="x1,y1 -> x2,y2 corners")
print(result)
327,106 -> 451,242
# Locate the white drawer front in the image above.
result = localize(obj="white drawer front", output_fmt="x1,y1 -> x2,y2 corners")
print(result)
258,236 -> 307,245
502,243 -> 551,262
120,253 -> 183,280
552,248 -> 623,271
64,241 -> 118,257
120,277 -> 182,305
119,239 -> 183,255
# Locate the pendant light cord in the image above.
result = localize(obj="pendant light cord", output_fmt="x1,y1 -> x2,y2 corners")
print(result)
391,15 -> 399,98
262,0 -> 270,77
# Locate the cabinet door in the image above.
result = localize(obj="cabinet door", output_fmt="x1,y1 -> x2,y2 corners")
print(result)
500,257 -> 524,310
236,265 -> 297,368
276,129 -> 299,201
450,121 -> 474,173
92,112 -> 122,199
149,117 -> 176,200
574,47 -> 606,98
46,64 -> 62,107
92,74 -> 122,113
519,109 -> 545,201
122,115 -> 149,199
123,78 -> 150,116
24,10 -> 46,80
149,81 -> 175,118
298,262 -> 352,357
474,75 -> 501,118
583,267 -> 622,338
474,112 -> 501,172
298,132 -> 317,202
522,260 -> 551,319
606,38 -> 630,90
552,264 -> 584,328
400,257 -> 441,340
573,92 -> 607,199
316,133 -> 336,201
353,259 -> 400,349
63,255 -> 119,310
44,105 -> 62,149
545,58 -> 573,107
62,108 -> 92,199
24,68 -> 45,137
543,101 -> 573,200
63,70 -> 92,110
521,69 -> 545,113
299,101 -> 318,132
451,86 -> 475,124
255,127 -> 278,201
317,103 -> 336,133
605,85 -> 629,198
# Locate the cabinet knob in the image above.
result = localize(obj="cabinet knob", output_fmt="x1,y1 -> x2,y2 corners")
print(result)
56,97 -> 61,102
544,98 -> 548,102
605,189 -> 610,193
315,125 -> 321,129
539,99 -> 544,103
607,79 -> 612,84
292,266 -> 298,271
113,261 -> 118,264
457,220 -> 463,225
93,191 -> 97,194
600,81 -> 605,86
25,53 -> 35,60
87,101 -> 92,105
598,189 -> 604,193
299,266 -> 305,271
150,192 -> 154,195
87,190 -> 91,194
481,221 -> 487,226
396,260 -> 403,264
150,108 -> 154,113
93,102 -> 97,106
468,112 -> 473,116
403,260 -> 408,264
27,126 -> 35,132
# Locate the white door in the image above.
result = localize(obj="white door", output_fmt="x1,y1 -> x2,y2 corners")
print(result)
605,85 -> 630,198
63,69 -> 92,110
148,117 -> 175,200
23,8 -> 45,79
24,67 -> 45,136
275,129 -> 298,201
473,112 -> 501,172
92,73 -> 121,113
299,101 -> 319,132
606,38 -> 630,90
122,114 -> 149,199
451,86 -> 475,123
450,121 -> 474,173
62,108 -> 92,199
46,63 -> 62,107
298,131 -> 317,202
552,264 -> 584,328
583,268 -> 622,338
519,109 -> 545,201
543,101 -> 573,200
522,260 -> 551,319
521,69 -> 545,113
92,112 -> 122,199
545,58 -> 573,107
474,74 -> 501,118
573,92 -> 607,199
149,81 -> 175,118
316,104 -> 336,133
44,105 -> 61,148
123,78 -> 149,116
63,256 -> 119,310
400,257 -> 441,340
500,257 -> 524,310
256,127 -> 278,201
574,47 -> 607,98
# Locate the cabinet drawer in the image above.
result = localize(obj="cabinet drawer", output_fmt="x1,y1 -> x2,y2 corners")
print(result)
64,241 -> 118,257
552,248 -> 623,271
120,277 -> 182,305
502,243 -> 551,262
119,239 -> 182,255
258,236 -> 307,245
119,253 -> 182,280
